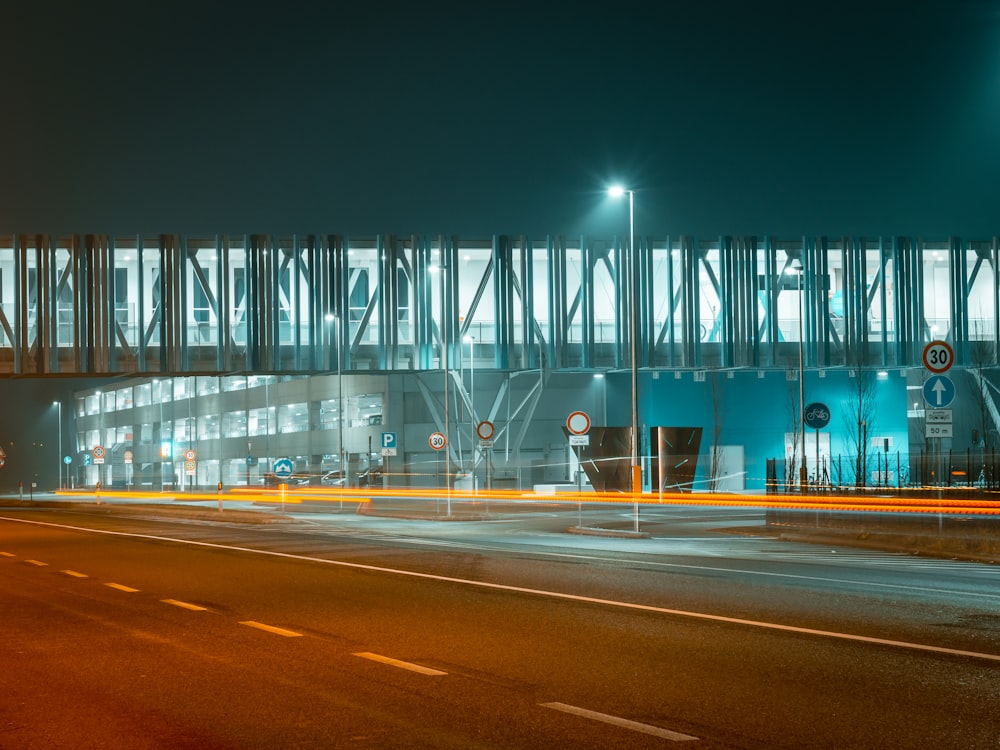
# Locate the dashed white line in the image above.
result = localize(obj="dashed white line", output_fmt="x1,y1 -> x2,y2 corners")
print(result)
106,582 -> 139,592
542,702 -> 698,741
240,621 -> 302,637
25,559 -> 47,566
61,570 -> 88,578
354,652 -> 447,676
0,551 -> 15,557
4,515 -> 999,663
162,598 -> 207,611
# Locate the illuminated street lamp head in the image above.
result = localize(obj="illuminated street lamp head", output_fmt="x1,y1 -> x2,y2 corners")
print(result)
608,184 -> 626,198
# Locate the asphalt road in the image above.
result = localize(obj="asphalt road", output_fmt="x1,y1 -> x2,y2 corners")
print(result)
1,503 -> 998,749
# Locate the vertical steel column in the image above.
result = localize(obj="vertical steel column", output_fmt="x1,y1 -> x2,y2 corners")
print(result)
547,236 -> 566,369
950,236 -> 969,365
577,235 -> 592,369
667,235 -> 676,367
493,234 -> 514,369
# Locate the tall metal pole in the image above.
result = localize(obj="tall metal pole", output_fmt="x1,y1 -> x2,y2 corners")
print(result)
628,190 -> 640,532
467,335 -> 476,490
54,401 -> 62,490
441,259 -> 451,514
335,313 -> 345,488
798,268 -> 807,492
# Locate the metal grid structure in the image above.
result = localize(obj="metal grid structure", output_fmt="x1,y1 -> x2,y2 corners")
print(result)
0,233 -> 996,376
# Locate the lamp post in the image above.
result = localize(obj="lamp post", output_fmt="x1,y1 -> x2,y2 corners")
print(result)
432,258 -> 451,513
326,312 -> 346,487
609,185 -> 641,532
465,334 -> 476,489
786,262 -> 807,492
53,400 -> 62,490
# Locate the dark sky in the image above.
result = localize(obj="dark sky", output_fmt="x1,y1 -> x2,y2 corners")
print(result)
1,0 -> 999,238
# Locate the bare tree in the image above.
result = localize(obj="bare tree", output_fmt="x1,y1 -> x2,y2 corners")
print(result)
842,354 -> 878,488
968,323 -> 998,486
707,371 -> 726,492
785,376 -> 801,490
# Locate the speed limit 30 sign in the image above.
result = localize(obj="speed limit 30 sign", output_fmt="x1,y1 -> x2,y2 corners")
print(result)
922,340 -> 954,374
428,432 -> 447,451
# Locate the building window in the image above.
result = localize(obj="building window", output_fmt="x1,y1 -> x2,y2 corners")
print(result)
222,411 -> 248,438
278,403 -> 309,434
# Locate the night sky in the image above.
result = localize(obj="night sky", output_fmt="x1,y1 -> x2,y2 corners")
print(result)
1,0 -> 999,239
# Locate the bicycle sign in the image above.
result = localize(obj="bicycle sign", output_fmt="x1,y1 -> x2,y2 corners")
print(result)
803,402 -> 831,430
922,340 -> 954,374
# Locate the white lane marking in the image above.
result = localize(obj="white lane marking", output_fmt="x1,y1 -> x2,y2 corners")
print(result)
4,514 -> 995,601
240,620 -> 302,637
25,559 -> 48,566
354,652 -> 447,676
4,515 -> 1000,663
61,570 -> 88,578
542,702 -> 698,742
0,551 -> 15,557
162,599 -> 207,611
106,582 -> 139,592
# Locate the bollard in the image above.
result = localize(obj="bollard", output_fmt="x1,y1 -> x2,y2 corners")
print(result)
217,481 -> 223,511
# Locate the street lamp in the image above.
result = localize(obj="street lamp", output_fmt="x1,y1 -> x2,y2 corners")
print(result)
786,262 -> 807,492
465,334 -> 476,489
326,312 -> 346,487
431,259 -> 451,512
609,185 -> 641,532
53,400 -> 62,490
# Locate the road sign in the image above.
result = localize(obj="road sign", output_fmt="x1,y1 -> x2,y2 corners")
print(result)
428,432 -> 447,451
272,457 -> 294,478
63,455 -> 72,465
922,340 -> 954,373
476,421 -> 495,441
569,434 -> 590,446
184,449 -> 197,461
926,423 -> 953,438
123,450 -> 134,464
803,402 -> 831,430
92,445 -> 105,464
922,375 -> 955,408
381,431 -> 397,457
184,459 -> 196,474
926,409 -> 952,424
566,411 -> 591,435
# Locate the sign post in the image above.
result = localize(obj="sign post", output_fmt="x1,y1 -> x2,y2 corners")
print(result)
922,340 -> 955,494
803,402 -> 831,488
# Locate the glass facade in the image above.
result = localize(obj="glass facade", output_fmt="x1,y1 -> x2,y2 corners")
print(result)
0,234 -> 994,376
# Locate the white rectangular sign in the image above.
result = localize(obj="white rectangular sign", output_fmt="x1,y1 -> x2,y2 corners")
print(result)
925,423 -> 953,438
569,435 -> 590,446
925,409 -> 952,424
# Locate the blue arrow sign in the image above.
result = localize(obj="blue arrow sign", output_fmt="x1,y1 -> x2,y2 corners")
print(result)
922,375 -> 955,408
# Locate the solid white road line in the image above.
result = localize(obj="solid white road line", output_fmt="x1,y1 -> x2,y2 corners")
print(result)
105,582 -> 139,592
354,652 -> 447,676
162,598 -> 207,611
240,620 -> 302,637
5,515 -> 1000,663
542,702 -> 698,741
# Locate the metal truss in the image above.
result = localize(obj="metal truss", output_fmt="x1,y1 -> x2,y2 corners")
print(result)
0,233 -> 996,376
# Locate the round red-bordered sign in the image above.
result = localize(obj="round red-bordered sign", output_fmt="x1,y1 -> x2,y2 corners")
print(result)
92,445 -> 105,459
566,411 -> 591,435
922,340 -> 954,374
476,421 -> 495,440
428,432 -> 447,451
